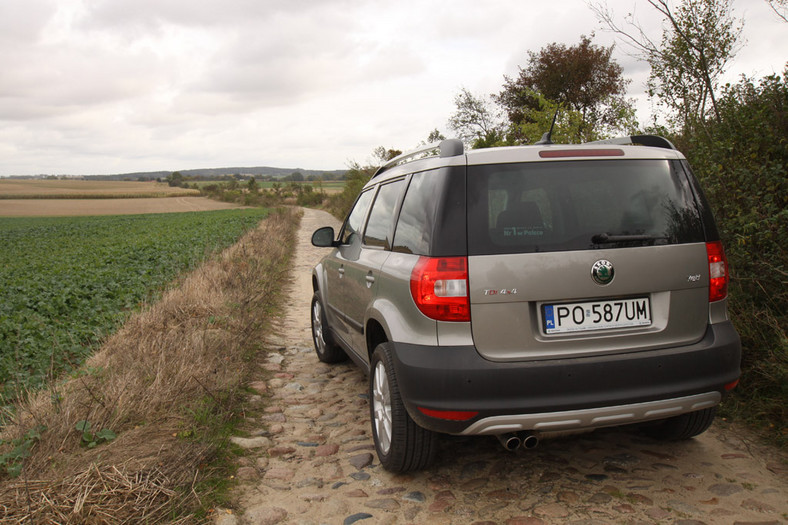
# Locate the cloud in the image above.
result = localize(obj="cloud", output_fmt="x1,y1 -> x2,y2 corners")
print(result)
1,0 -> 786,176
80,0 -> 359,31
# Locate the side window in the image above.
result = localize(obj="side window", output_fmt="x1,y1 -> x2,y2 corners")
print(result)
393,171 -> 441,255
341,189 -> 375,245
363,179 -> 406,249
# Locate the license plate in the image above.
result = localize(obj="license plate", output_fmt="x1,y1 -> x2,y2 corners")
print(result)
542,297 -> 651,334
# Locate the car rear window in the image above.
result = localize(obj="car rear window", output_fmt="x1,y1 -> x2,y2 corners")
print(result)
467,159 -> 704,256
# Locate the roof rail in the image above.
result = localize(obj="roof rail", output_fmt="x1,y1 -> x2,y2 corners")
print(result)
585,134 -> 677,150
372,138 -> 464,178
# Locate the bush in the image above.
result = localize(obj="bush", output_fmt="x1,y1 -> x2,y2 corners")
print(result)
325,163 -> 375,219
297,190 -> 324,207
675,70 -> 788,438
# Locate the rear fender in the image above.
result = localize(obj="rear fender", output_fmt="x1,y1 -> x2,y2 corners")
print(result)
366,297 -> 437,353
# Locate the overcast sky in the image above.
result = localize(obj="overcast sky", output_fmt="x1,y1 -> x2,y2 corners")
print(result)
1,0 -> 785,176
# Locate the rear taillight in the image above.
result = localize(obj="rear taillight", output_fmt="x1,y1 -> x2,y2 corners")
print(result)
707,241 -> 729,302
410,256 -> 470,322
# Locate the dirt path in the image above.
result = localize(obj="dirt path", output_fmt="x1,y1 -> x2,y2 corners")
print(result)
222,207 -> 787,525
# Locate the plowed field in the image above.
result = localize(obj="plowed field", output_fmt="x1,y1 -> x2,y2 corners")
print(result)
0,196 -> 244,216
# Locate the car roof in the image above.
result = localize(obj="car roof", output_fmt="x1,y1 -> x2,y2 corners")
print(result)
465,143 -> 685,165
367,139 -> 685,188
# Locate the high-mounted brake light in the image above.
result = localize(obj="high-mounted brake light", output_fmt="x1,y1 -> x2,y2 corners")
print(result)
410,256 -> 470,322
706,241 -> 729,302
539,148 -> 625,158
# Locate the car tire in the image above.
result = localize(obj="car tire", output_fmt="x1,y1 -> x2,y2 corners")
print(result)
644,406 -> 717,441
370,342 -> 437,473
311,293 -> 346,363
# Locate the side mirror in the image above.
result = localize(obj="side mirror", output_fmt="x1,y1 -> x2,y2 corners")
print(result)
311,226 -> 337,247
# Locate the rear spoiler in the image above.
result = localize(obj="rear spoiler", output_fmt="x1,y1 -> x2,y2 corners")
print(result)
585,135 -> 677,151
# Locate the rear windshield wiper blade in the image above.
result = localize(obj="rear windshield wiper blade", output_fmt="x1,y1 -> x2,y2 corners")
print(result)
591,233 -> 669,243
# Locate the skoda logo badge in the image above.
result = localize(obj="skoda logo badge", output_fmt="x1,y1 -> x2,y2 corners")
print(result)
591,260 -> 614,285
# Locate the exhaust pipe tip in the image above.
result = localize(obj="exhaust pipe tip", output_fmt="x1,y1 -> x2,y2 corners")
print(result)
520,433 -> 539,450
496,433 -> 521,451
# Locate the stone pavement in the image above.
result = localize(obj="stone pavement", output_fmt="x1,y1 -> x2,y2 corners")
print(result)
218,207 -> 788,525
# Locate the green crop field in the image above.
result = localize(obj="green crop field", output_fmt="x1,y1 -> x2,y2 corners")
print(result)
0,208 -> 270,408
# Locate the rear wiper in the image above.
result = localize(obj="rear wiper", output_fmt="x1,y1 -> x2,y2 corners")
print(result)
591,233 -> 668,243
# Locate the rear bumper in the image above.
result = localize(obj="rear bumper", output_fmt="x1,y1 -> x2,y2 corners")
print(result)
390,321 -> 741,434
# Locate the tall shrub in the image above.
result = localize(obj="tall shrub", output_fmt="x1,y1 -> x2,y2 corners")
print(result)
679,71 -> 788,433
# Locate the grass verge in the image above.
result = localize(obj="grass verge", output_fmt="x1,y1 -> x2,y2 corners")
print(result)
0,207 -> 301,523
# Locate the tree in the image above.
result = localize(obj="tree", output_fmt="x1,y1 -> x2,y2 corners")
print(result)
591,0 -> 743,132
167,171 -> 184,187
765,0 -> 788,23
426,128 -> 446,143
325,161 -> 377,219
247,176 -> 258,192
448,88 -> 508,147
517,90 -> 595,144
371,146 -> 402,165
326,146 -> 402,219
495,35 -> 635,142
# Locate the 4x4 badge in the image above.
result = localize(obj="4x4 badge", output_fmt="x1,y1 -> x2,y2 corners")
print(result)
591,260 -> 615,285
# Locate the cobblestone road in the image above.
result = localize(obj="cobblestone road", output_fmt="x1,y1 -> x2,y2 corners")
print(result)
220,208 -> 787,525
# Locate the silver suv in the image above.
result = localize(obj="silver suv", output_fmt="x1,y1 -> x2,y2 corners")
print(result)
310,136 -> 741,472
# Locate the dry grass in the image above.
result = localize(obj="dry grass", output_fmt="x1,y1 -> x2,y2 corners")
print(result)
0,207 -> 301,523
1,463 -> 192,525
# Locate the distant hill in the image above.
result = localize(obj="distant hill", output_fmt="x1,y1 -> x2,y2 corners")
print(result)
5,166 -> 347,181
90,166 -> 347,181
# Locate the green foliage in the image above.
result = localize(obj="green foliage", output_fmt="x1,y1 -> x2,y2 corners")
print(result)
517,90 -> 582,143
515,89 -> 637,144
296,184 -> 325,206
0,208 -> 270,408
75,420 -> 116,448
496,35 -> 635,142
199,178 -> 338,209
325,162 -> 375,219
426,128 -> 446,143
675,70 -> 788,436
448,88 -> 507,146
0,425 -> 45,477
371,146 -> 403,163
167,171 -> 184,187
647,0 -> 742,129
594,0 -> 742,130
595,0 -> 782,437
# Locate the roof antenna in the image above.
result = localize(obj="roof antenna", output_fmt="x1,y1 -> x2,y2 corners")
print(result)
535,108 -> 559,145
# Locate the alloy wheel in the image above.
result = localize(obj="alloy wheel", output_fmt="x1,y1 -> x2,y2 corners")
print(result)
312,300 -> 325,354
372,361 -> 393,454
